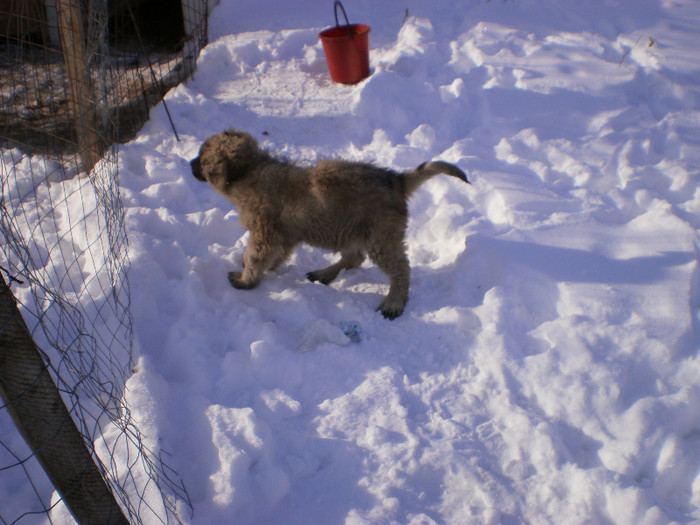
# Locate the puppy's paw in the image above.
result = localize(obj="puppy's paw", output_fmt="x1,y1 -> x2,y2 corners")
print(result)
376,299 -> 406,320
228,271 -> 255,290
306,271 -> 332,286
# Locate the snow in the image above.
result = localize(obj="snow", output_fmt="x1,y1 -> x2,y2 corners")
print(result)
4,0 -> 700,523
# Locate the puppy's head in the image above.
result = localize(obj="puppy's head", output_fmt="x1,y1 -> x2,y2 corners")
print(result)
190,129 -> 261,194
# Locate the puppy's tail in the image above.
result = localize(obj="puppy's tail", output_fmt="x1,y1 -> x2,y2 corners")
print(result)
403,161 -> 469,197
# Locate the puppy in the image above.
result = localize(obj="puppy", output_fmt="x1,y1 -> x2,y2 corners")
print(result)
190,129 -> 469,319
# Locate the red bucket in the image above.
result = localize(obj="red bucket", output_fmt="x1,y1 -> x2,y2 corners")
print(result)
319,2 -> 370,84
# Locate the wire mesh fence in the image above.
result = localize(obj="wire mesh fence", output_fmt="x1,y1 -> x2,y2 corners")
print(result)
0,0 -> 207,522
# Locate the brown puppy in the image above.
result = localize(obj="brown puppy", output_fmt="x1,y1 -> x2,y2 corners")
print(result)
190,129 -> 469,319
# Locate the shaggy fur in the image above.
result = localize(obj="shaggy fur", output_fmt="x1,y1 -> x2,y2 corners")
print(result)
190,129 -> 469,319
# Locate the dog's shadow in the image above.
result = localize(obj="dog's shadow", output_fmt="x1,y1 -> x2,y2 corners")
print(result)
229,233 -> 694,324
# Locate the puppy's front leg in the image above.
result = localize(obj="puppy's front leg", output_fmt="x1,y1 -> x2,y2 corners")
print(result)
228,238 -> 276,290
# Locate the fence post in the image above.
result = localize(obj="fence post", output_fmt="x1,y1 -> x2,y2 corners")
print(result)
181,0 -> 209,75
55,0 -> 102,173
0,276 -> 129,524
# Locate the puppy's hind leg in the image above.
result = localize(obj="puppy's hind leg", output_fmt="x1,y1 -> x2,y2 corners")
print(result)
307,250 -> 365,285
369,244 -> 410,320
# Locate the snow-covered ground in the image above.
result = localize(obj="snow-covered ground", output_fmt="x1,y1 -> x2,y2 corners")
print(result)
122,0 -> 700,523
6,0 -> 700,523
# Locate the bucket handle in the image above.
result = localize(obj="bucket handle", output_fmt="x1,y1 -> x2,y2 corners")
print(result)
333,1 -> 354,39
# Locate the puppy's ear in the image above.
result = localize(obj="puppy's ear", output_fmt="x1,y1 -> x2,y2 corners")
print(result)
224,157 -> 244,187
222,132 -> 261,168
223,129 -> 255,147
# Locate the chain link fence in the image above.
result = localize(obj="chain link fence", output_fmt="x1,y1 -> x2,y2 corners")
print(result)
0,0 -> 207,522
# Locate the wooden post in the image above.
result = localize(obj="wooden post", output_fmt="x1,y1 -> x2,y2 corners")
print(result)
181,0 -> 209,76
55,0 -> 102,173
0,276 -> 128,524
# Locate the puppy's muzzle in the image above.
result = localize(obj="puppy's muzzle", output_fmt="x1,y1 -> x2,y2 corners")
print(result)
190,157 -> 204,181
